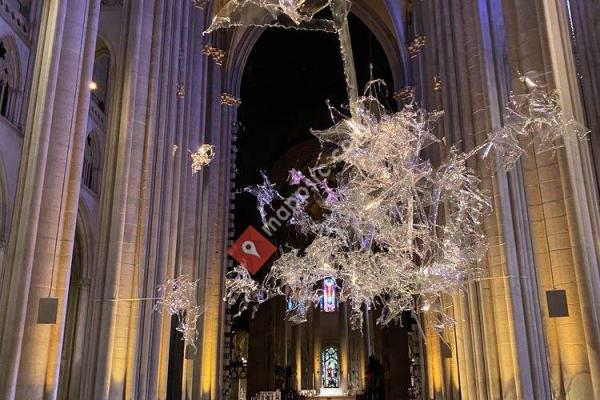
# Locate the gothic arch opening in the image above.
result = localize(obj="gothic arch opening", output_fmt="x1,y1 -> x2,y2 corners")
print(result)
57,206 -> 93,400
229,13 -> 411,399
0,35 -> 21,125
83,38 -> 111,195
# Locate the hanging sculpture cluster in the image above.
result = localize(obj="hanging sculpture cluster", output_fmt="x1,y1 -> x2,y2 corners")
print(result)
155,275 -> 203,351
229,89 -> 491,328
190,143 -> 215,174
204,1 -> 588,330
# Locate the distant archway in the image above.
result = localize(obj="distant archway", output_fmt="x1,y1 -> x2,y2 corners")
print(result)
57,204 -> 93,399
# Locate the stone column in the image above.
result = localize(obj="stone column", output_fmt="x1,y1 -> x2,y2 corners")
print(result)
312,308 -> 321,394
339,304 -> 349,393
541,0 -> 600,397
84,1 -> 159,398
0,0 -> 99,398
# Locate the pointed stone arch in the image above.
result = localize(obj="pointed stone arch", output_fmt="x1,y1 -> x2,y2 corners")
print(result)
221,0 -> 408,96
57,200 -> 95,400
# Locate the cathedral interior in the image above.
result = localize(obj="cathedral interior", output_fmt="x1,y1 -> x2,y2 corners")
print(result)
0,0 -> 600,399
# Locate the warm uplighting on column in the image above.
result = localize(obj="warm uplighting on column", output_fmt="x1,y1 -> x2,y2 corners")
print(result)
89,81 -> 98,91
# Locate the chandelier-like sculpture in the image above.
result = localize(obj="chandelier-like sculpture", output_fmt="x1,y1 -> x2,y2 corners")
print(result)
207,0 -> 587,330
229,87 -> 491,328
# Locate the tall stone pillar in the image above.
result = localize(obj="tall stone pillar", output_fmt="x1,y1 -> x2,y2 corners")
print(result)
540,0 -> 600,397
312,308 -> 321,394
0,0 -> 100,398
83,1 -> 161,398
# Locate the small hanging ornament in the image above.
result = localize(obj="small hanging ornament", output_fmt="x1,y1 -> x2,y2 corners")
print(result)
393,86 -> 415,102
433,75 -> 442,92
190,144 -> 215,174
202,44 -> 227,66
176,83 -> 185,99
408,34 -> 426,58
220,92 -> 241,106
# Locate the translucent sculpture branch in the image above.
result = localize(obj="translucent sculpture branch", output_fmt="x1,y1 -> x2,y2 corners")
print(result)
155,275 -> 203,351
483,71 -> 589,171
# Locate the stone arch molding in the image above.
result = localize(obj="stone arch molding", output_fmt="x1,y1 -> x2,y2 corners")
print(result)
0,35 -> 21,90
0,155 -> 8,242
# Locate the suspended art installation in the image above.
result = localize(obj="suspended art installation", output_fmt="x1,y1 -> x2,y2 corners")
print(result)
155,275 -> 203,351
206,0 -> 588,330
229,88 -> 490,328
190,143 -> 215,174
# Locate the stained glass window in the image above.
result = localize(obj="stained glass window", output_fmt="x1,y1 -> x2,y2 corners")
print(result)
321,346 -> 340,388
321,278 -> 336,312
